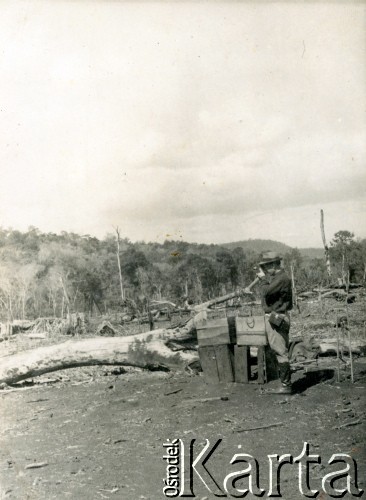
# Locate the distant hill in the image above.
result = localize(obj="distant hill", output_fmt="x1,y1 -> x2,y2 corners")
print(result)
222,239 -> 292,254
298,248 -> 324,259
222,239 -> 324,259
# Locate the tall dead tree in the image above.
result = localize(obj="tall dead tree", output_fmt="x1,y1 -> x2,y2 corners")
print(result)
320,209 -> 332,277
59,275 -> 71,318
290,262 -> 299,311
115,227 -> 125,301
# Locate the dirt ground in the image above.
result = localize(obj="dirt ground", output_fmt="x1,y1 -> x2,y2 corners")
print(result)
0,361 -> 365,500
1,298 -> 366,499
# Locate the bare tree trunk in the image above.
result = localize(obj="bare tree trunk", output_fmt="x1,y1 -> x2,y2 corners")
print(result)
21,292 -> 26,320
0,296 -> 8,316
72,287 -> 79,308
115,227 -> 125,301
341,252 -> 346,285
320,209 -> 332,277
8,294 -> 13,321
290,262 -> 299,310
59,276 -> 71,317
0,327 -> 197,386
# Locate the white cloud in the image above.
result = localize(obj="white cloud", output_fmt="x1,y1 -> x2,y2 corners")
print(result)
0,1 -> 365,246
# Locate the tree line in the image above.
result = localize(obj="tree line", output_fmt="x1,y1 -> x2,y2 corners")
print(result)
0,227 -> 364,321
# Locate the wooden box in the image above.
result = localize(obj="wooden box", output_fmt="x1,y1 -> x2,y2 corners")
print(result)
234,345 -> 268,384
198,345 -> 234,383
234,345 -> 250,383
236,316 -> 267,346
196,316 -> 230,347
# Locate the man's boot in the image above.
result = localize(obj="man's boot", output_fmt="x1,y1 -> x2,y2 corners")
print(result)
265,362 -> 292,395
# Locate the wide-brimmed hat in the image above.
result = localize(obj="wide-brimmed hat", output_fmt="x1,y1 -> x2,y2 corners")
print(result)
259,251 -> 282,267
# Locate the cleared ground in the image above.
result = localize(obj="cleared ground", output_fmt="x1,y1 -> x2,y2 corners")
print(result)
1,298 -> 365,499
0,363 -> 365,500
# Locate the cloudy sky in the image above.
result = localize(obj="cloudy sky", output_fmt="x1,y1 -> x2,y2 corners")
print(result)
1,1 -> 365,247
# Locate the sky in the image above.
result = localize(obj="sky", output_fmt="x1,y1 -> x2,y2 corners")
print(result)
1,1 -> 365,248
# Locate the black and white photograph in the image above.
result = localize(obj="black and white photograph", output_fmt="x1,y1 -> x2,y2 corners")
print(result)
0,1 -> 365,499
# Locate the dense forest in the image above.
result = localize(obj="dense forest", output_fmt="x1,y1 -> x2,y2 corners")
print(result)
0,227 -> 365,321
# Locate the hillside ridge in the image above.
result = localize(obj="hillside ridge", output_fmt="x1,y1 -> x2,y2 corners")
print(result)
221,239 -> 323,258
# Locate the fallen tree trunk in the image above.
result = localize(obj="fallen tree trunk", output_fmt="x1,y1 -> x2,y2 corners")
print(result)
0,284 -> 262,385
0,327 -> 198,386
319,339 -> 366,356
321,289 -> 347,299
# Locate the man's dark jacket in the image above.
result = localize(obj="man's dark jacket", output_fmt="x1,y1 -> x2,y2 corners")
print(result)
260,269 -> 293,314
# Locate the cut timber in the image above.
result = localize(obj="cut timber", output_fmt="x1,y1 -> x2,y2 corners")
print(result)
0,328 -> 198,386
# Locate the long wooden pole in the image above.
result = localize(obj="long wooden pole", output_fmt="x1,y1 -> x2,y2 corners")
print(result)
336,312 -> 340,382
115,227 -> 125,301
345,272 -> 354,383
193,276 -> 260,312
347,307 -> 354,383
290,262 -> 300,312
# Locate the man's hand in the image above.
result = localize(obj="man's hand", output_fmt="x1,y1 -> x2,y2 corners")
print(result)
256,267 -> 266,280
242,287 -> 253,295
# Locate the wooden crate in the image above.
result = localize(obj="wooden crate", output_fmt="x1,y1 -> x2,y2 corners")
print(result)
196,314 -> 233,382
234,345 -> 267,384
198,345 -> 234,383
196,317 -> 230,347
234,345 -> 250,383
257,346 -> 265,384
236,316 -> 267,346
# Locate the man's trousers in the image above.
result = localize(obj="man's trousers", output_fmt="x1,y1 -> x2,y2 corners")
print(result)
264,313 -> 290,364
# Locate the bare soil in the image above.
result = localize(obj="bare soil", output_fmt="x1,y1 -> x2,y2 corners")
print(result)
0,363 -> 365,500
1,298 -> 365,499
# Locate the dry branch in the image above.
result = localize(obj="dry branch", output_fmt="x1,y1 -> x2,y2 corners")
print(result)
333,419 -> 362,430
235,422 -> 283,433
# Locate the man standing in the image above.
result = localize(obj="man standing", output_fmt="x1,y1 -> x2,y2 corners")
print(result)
252,252 -> 293,394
